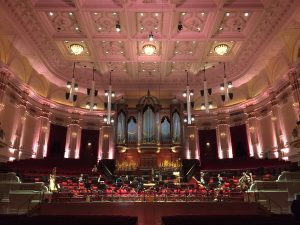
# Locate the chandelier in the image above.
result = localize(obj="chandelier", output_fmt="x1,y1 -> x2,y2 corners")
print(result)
214,44 -> 228,56
143,44 -> 156,55
70,44 -> 84,55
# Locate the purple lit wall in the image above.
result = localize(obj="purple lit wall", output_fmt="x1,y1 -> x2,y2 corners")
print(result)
230,124 -> 249,158
47,124 -> 67,159
80,129 -> 100,165
198,129 -> 218,166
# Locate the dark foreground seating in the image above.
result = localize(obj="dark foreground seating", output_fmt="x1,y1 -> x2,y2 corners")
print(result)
161,215 -> 299,225
0,215 -> 137,225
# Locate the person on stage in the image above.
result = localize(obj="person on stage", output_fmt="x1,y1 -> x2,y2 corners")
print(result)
49,167 -> 58,192
92,164 -> 98,174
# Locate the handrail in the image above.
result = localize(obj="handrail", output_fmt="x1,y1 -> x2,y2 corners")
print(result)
16,192 -> 38,214
265,193 -> 283,213
254,191 -> 283,213
27,190 -> 45,216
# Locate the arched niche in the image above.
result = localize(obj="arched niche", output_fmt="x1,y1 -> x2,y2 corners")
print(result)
127,116 -> 137,144
171,110 -> 181,144
136,90 -> 161,144
161,116 -> 171,144
117,110 -> 126,144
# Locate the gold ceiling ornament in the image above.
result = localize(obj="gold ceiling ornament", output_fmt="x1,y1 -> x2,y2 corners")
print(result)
214,44 -> 229,56
143,44 -> 156,55
70,44 -> 84,55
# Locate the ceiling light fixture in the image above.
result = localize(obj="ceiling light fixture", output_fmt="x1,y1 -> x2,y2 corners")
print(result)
214,44 -> 228,56
70,44 -> 84,55
143,44 -> 156,55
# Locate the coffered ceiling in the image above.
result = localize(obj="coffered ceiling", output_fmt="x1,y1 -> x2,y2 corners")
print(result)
0,0 -> 300,109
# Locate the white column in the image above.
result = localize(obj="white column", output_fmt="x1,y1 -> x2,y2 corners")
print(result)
65,121 -> 81,159
246,114 -> 262,158
271,100 -> 286,158
184,125 -> 199,159
36,113 -> 50,159
216,121 -> 233,159
12,103 -> 26,159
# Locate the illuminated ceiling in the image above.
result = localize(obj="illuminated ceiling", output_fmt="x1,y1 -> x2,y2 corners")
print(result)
0,0 -> 299,109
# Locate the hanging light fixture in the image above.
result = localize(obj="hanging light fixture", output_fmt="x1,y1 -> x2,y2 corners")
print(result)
66,62 -> 78,102
200,65 -> 213,112
115,21 -> 121,32
104,71 -> 115,125
103,115 -> 114,123
148,32 -> 154,41
220,62 -> 233,102
178,21 -> 183,31
70,44 -> 84,55
182,70 -> 194,124
86,66 -> 99,111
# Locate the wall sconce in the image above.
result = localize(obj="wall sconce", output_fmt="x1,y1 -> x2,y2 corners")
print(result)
271,116 -> 277,121
189,134 -> 195,139
0,103 -> 5,111
249,126 -> 255,133
103,134 -> 109,138
42,126 -> 48,131
220,132 -> 226,138
293,102 -> 299,108
71,132 -> 77,137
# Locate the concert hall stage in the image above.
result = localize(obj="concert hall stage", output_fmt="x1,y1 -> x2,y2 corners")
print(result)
38,202 -> 268,225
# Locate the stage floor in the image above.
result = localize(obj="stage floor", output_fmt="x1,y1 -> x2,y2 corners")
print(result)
39,202 -> 268,225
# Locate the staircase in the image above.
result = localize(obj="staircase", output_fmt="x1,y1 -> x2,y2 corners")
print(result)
245,171 -> 300,214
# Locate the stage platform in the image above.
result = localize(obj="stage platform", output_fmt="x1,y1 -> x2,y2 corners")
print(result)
38,202 -> 268,225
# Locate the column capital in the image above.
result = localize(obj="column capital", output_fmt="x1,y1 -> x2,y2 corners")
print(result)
288,69 -> 300,87
38,104 -> 51,119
